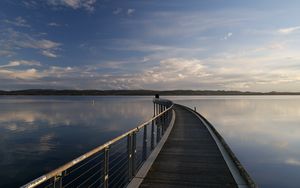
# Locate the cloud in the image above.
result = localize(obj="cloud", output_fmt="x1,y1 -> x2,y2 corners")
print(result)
2,53 -> 300,91
84,58 -> 209,89
126,10 -> 248,38
3,17 -> 30,28
113,8 -> 122,15
21,39 -> 61,50
223,32 -> 233,40
0,61 -> 75,81
285,158 -> 300,166
127,8 -> 135,15
0,60 -> 41,68
48,22 -> 61,27
0,28 -> 61,57
100,39 -> 205,60
0,60 -> 42,80
0,68 -> 40,80
41,50 -> 58,58
0,50 -> 14,57
278,26 -> 300,34
23,0 -> 38,8
47,0 -> 97,12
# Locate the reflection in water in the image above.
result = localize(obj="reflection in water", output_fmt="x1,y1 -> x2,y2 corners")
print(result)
168,96 -> 300,188
2,96 -> 300,188
0,96 -> 153,187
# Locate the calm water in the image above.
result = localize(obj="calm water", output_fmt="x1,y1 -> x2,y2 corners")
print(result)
168,96 -> 300,188
0,96 -> 153,187
1,96 -> 300,187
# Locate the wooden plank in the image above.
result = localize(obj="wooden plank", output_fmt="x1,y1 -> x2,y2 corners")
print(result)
139,105 -> 237,188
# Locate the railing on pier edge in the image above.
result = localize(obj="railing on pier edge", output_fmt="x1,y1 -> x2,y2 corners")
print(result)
21,98 -> 174,188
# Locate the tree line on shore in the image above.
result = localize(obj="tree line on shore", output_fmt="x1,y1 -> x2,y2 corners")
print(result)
0,89 -> 299,95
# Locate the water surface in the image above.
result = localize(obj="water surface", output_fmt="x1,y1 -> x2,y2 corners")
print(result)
0,96 -> 153,187
169,96 -> 300,188
1,96 -> 300,188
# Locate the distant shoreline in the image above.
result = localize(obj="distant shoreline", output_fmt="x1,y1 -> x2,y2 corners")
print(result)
1,89 -> 300,96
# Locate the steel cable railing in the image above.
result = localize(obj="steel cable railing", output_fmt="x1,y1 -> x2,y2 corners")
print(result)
21,98 -> 173,188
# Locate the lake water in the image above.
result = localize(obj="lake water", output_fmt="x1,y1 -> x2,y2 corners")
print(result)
0,96 -> 300,187
0,96 -> 153,187
168,96 -> 300,188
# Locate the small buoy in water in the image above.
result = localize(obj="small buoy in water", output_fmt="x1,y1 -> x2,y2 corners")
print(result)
92,100 -> 95,105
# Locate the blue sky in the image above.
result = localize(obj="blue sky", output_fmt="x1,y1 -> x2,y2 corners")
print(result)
1,0 -> 300,91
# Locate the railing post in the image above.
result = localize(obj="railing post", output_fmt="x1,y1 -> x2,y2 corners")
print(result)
103,147 -> 109,188
165,106 -> 167,127
162,106 -> 165,135
142,125 -> 147,161
127,131 -> 137,180
127,134 -> 133,180
168,108 -> 171,124
165,108 -> 167,129
132,132 -> 136,176
159,104 -> 162,125
166,107 -> 168,125
53,173 -> 62,188
151,119 -> 155,150
156,122 -> 161,143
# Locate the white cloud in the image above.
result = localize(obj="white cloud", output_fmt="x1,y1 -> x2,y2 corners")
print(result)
1,54 -> 300,91
0,60 -> 41,68
46,66 -> 74,77
278,26 -> 300,34
113,8 -> 122,15
0,28 -> 61,58
0,62 -> 76,81
127,8 -> 135,15
0,68 -> 40,80
33,39 -> 60,49
223,32 -> 233,40
41,50 -> 58,58
3,17 -> 30,28
47,0 -> 97,12
48,22 -> 61,27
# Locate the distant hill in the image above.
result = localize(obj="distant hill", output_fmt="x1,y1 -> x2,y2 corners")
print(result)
0,89 -> 300,96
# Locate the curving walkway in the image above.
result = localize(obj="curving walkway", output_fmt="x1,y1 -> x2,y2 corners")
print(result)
139,104 -> 238,188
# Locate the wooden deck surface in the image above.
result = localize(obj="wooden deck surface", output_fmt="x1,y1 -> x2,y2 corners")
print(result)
139,104 -> 237,188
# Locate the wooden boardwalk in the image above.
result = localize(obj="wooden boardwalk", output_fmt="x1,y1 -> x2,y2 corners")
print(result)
139,104 -> 238,188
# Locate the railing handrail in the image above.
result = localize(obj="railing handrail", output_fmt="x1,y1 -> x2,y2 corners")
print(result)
22,99 -> 173,188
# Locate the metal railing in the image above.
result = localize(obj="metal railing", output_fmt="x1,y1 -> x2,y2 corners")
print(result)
21,98 -> 174,188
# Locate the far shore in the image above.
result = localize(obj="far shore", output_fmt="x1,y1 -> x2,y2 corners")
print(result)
1,89 -> 300,96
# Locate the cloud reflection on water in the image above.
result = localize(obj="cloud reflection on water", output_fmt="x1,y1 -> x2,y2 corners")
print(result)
0,96 -> 153,187
169,96 -> 300,188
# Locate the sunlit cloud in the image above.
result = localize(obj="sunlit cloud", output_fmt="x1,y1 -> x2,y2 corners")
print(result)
0,60 -> 41,68
278,26 -> 300,34
0,68 -> 40,80
2,1 -> 300,91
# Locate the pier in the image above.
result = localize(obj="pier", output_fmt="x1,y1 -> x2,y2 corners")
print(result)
22,98 -> 256,188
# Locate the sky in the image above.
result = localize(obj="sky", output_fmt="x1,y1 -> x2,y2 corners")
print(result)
1,0 -> 300,91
